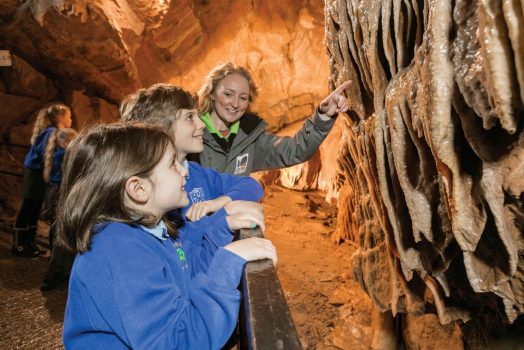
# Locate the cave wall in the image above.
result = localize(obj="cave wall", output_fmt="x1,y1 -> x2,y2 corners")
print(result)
0,0 -> 328,132
324,0 -> 524,339
0,0 -> 329,219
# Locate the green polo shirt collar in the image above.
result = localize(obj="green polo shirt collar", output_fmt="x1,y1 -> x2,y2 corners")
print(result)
200,112 -> 240,139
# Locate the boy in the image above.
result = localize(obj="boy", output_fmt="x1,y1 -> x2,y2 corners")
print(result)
120,84 -> 264,241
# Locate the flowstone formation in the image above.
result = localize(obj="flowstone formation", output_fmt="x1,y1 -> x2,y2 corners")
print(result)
325,0 -> 524,346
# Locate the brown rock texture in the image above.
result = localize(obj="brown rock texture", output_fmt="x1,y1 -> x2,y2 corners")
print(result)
0,0 -> 329,218
0,0 -> 328,127
325,0 -> 524,342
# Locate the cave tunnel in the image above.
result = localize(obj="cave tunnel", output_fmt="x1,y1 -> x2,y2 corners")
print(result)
0,0 -> 523,349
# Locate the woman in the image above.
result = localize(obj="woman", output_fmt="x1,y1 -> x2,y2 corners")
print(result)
196,62 -> 349,175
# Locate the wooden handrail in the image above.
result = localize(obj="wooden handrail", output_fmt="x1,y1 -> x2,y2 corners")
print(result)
238,227 -> 302,350
0,170 -> 23,177
0,142 -> 29,148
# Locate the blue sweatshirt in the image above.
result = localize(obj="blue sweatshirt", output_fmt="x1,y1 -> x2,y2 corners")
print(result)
23,127 -> 56,170
177,160 -> 264,244
63,218 -> 245,350
49,146 -> 65,185
183,160 -> 263,213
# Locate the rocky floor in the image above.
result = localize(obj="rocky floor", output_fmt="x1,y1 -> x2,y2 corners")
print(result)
0,222 -> 66,350
263,185 -> 373,350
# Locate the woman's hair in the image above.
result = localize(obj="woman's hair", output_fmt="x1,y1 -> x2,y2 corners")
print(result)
55,122 -> 177,254
197,62 -> 258,115
43,128 -> 78,183
30,103 -> 70,145
119,84 -> 197,135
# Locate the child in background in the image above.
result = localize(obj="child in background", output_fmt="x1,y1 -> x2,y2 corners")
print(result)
12,103 -> 72,257
40,127 -> 78,291
119,84 -> 265,242
55,123 -> 276,349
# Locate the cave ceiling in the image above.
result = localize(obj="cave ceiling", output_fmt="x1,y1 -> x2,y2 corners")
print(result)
0,0 -> 328,133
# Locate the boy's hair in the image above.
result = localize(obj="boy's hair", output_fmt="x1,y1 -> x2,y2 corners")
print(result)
31,103 -> 70,145
43,127 -> 78,183
55,123 -> 177,253
119,84 -> 197,135
197,62 -> 258,115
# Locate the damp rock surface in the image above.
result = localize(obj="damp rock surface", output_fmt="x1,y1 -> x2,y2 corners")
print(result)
324,0 -> 524,343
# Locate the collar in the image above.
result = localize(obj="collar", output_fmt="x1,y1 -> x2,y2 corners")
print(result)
182,159 -> 190,180
200,112 -> 240,139
140,220 -> 169,241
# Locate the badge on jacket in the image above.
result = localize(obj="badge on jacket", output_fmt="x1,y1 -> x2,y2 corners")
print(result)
234,153 -> 249,174
189,187 -> 204,203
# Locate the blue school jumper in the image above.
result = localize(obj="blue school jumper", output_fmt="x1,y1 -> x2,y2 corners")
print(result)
63,219 -> 245,350
24,127 -> 55,170
49,146 -> 65,185
177,160 -> 264,243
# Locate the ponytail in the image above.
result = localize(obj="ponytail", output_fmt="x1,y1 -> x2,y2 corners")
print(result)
43,129 -> 59,183
30,103 -> 70,145
43,128 -> 78,183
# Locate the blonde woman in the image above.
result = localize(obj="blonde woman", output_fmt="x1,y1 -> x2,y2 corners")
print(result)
197,62 -> 350,175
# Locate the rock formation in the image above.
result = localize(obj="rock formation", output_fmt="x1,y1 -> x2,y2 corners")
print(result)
0,0 -> 328,219
325,0 -> 524,346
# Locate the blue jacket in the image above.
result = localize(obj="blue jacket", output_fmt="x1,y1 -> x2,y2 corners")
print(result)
23,127 -> 56,170
63,219 -> 245,350
49,146 -> 65,185
177,160 -> 263,243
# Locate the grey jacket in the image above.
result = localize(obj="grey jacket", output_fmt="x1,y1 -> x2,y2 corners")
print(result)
197,110 -> 336,175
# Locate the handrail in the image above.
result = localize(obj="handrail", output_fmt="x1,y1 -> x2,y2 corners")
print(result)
0,142 -> 29,149
0,170 -> 23,177
238,227 -> 303,350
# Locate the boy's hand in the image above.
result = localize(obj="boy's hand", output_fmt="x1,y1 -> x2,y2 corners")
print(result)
225,200 -> 264,216
225,211 -> 266,233
185,196 -> 232,221
224,237 -> 277,265
318,80 -> 350,118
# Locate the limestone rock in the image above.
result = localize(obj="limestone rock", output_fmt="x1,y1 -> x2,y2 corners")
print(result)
0,55 -> 58,138
325,0 -> 524,344
0,0 -> 330,218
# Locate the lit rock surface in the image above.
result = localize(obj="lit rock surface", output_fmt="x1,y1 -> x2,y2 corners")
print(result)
325,0 -> 524,338
0,0 -> 328,218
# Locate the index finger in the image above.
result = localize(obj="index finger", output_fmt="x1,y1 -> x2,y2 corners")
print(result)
332,80 -> 351,95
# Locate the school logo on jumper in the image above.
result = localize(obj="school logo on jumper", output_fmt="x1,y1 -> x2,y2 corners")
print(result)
234,153 -> 249,174
189,187 -> 205,203
172,241 -> 189,270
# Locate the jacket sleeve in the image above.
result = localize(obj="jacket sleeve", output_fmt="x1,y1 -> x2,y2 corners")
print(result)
83,234 -> 245,350
203,165 -> 264,201
251,110 -> 336,172
180,208 -> 235,270
23,127 -> 55,170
